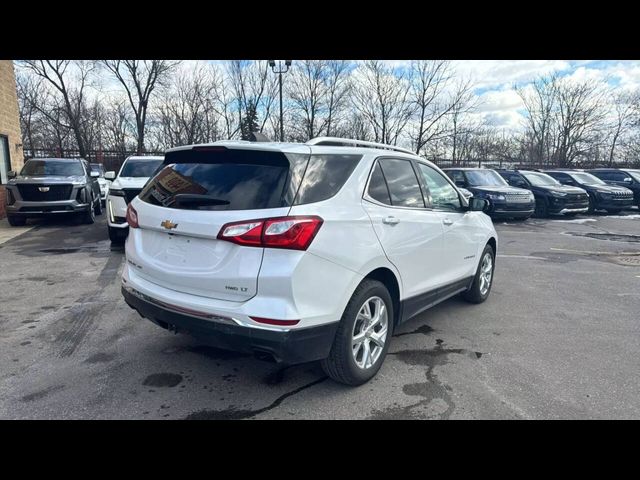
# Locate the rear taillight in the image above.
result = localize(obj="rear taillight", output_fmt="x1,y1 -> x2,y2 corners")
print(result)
217,216 -> 323,250
126,204 -> 139,228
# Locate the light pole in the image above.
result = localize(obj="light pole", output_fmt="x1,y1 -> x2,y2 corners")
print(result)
268,60 -> 291,142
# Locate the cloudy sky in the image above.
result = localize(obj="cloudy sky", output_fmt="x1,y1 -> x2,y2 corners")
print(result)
449,60 -> 640,130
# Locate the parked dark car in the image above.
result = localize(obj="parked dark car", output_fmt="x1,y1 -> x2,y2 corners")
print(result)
495,169 -> 589,217
542,170 -> 634,214
4,158 -> 102,226
443,167 -> 535,220
588,168 -> 640,208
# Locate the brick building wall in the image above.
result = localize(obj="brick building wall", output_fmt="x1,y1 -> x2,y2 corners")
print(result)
0,61 -> 24,219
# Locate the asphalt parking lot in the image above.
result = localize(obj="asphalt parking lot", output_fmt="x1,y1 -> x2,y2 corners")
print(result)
1,211 -> 639,419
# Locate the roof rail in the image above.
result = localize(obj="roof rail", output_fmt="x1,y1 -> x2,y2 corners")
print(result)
306,137 -> 416,156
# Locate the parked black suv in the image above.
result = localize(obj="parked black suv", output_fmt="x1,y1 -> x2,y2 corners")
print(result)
588,168 -> 640,208
495,169 -> 589,217
5,158 -> 102,226
443,167 -> 535,219
542,170 -> 634,214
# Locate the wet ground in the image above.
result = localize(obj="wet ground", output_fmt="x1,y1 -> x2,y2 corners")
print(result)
0,210 -> 639,419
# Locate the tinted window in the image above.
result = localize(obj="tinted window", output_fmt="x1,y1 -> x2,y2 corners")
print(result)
447,170 -> 466,185
367,162 -> 391,205
465,169 -> 508,187
570,172 -> 606,185
417,163 -> 461,210
139,149 -> 309,211
21,159 -> 84,177
609,171 -> 629,181
294,154 -> 361,205
120,159 -> 163,177
378,159 -> 425,208
90,163 -> 105,176
521,172 -> 559,187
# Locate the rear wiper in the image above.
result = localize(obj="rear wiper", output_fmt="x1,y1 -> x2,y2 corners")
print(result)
165,194 -> 230,208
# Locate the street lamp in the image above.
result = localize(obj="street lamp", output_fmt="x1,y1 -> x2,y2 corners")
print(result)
268,60 -> 292,142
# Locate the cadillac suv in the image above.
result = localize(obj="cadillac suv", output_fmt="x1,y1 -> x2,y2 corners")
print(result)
5,157 -> 102,226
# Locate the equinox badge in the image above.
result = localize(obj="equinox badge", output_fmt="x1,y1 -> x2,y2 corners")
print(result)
161,220 -> 178,230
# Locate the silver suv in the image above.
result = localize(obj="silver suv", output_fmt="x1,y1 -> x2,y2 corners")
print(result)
5,158 -> 103,226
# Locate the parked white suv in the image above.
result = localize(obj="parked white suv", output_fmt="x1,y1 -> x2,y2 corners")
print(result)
105,156 -> 163,243
121,138 -> 497,385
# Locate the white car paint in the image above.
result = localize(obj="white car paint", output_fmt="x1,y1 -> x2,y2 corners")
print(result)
123,142 -> 497,334
106,156 -> 163,230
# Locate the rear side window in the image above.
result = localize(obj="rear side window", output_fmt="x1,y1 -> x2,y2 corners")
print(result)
378,158 -> 425,208
293,154 -> 361,205
367,162 -> 392,205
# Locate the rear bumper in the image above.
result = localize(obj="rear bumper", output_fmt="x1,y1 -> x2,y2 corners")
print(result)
122,286 -> 338,364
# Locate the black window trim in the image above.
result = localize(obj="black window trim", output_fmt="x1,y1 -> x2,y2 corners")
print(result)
362,156 -> 431,210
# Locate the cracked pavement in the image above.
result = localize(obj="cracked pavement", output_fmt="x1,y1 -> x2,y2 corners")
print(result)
1,210 -> 639,419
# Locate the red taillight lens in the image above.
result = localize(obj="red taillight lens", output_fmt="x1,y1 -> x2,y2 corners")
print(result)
250,316 -> 300,326
217,216 -> 323,250
126,204 -> 139,228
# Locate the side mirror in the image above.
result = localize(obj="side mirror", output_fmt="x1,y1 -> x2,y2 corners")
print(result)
8,170 -> 16,179
105,171 -> 116,180
90,171 -> 100,178
455,180 -> 466,188
468,197 -> 489,212
623,177 -> 633,183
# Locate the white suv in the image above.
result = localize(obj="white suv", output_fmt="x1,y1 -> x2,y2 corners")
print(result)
121,138 -> 497,385
105,156 -> 163,243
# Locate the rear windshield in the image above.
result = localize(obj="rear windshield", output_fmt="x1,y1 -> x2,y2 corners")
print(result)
21,159 -> 84,177
120,159 -> 163,177
138,148 -> 361,211
90,164 -> 105,176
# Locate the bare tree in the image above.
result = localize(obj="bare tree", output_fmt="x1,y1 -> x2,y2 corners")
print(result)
20,60 -> 96,157
287,60 -> 328,140
447,79 -> 479,164
351,61 -> 414,145
606,90 -> 638,166
102,60 -> 179,154
516,75 -> 558,166
324,60 -> 352,137
553,78 -> 607,167
227,60 -> 278,139
408,60 -> 457,154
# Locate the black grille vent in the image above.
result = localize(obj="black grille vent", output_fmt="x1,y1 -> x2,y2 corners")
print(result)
18,184 -> 73,201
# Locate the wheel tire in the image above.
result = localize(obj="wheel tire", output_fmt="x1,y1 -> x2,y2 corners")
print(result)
7,215 -> 26,227
607,209 -> 622,215
94,196 -> 103,216
108,225 -> 128,244
463,244 -> 495,304
82,194 -> 96,224
534,199 -> 548,218
321,279 -> 394,386
587,195 -> 596,213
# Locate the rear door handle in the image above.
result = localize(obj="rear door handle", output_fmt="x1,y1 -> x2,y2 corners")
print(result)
443,218 -> 453,226
382,216 -> 400,225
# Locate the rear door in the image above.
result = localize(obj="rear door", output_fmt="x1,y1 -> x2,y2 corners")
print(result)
128,145 -> 309,302
362,157 -> 447,298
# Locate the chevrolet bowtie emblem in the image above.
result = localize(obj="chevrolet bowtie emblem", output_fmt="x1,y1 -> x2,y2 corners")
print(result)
161,220 -> 178,230
38,186 -> 50,192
